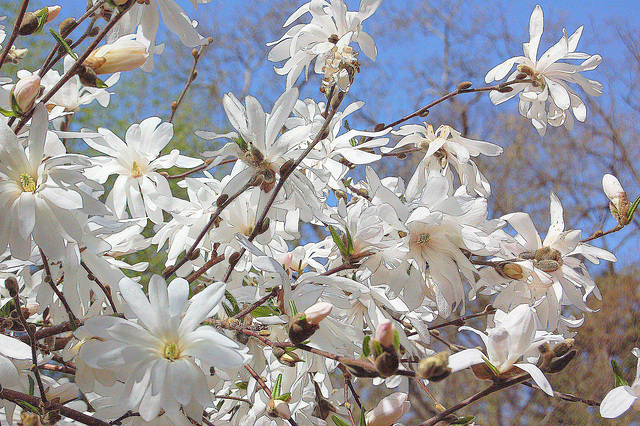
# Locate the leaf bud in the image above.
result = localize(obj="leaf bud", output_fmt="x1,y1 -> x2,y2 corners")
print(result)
89,26 -> 101,37
228,251 -> 242,266
418,352 -> 452,382
272,347 -> 302,367
18,12 -> 39,36
546,349 -> 577,373
457,81 -> 473,90
216,194 -> 229,207
5,276 -> 19,298
498,85 -> 514,93
266,398 -> 291,419
58,17 -> 76,38
374,123 -> 386,132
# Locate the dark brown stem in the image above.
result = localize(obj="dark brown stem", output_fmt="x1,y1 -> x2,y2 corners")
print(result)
419,373 -> 530,426
14,0 -> 136,134
10,288 -> 48,403
0,387 -> 109,425
520,381 -> 601,406
232,286 -> 280,320
580,224 -> 623,243
0,0 -> 30,70
39,248 -> 77,325
80,260 -> 118,314
19,318 -> 85,344
186,253 -> 225,284
166,157 -> 216,179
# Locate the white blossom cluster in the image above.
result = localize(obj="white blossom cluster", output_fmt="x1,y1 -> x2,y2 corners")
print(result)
0,1 -> 627,425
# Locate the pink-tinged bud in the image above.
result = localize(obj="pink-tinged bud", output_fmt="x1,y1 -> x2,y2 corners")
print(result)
304,302 -> 332,325
44,6 -> 61,23
266,399 -> 291,419
11,75 -> 41,113
365,392 -> 410,426
374,319 -> 394,348
84,37 -> 149,74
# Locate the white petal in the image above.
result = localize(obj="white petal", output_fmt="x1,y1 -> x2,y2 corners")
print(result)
600,386 -> 637,418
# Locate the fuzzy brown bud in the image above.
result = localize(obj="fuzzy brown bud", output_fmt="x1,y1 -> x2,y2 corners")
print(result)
5,276 -> 19,298
19,12 -> 39,36
58,17 -> 76,38
546,349 -> 577,373
418,352 -> 451,382
288,312 -> 318,344
279,159 -> 296,177
228,251 -> 242,267
457,81 -> 473,90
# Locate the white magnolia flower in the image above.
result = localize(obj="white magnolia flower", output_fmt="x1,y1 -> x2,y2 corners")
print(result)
365,392 -> 410,426
0,333 -> 32,423
83,117 -> 202,224
485,5 -> 602,135
268,0 -> 381,88
0,105 -> 107,261
451,304 -> 559,396
600,348 -> 640,418
79,275 -> 251,422
390,123 -> 502,196
488,192 -> 616,331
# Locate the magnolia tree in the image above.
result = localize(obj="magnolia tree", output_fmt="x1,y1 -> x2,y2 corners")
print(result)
0,1 -> 637,425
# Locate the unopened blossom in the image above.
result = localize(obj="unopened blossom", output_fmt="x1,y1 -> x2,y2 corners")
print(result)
78,275 -> 251,422
83,116 -> 202,223
374,319 -> 394,348
11,75 -> 40,113
602,173 -> 630,225
84,34 -> 149,75
485,5 -> 602,135
0,105 -> 107,261
268,0 -> 381,88
304,301 -> 333,325
365,392 -> 410,426
600,348 -> 640,418
452,304 -> 559,396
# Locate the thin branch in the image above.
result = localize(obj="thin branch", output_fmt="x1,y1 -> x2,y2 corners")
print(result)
80,260 -> 118,314
0,387 -> 110,426
520,381 -> 601,407
39,248 -> 78,325
169,38 -> 212,123
0,0 -> 30,70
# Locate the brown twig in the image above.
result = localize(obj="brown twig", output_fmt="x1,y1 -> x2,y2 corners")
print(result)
80,260 -> 118,314
169,38 -> 212,123
0,0 -> 30,70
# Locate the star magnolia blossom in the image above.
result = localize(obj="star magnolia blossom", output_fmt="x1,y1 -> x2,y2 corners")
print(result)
0,105 -> 107,261
267,0 -> 381,88
485,5 -> 602,135
83,116 -> 202,224
451,304 -> 559,396
600,348 -> 640,418
78,275 -> 251,422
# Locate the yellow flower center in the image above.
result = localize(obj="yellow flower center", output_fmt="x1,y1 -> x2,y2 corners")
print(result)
20,173 -> 36,192
131,161 -> 143,178
417,232 -> 430,246
163,342 -> 180,361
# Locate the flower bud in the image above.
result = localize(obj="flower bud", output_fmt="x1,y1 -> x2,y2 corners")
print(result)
266,399 -> 291,420
43,6 -> 61,23
374,319 -> 394,349
602,174 -> 631,225
418,352 -> 451,382
11,75 -> 41,114
374,350 -> 399,378
84,37 -> 149,74
288,312 -> 319,345
304,302 -> 332,325
6,46 -> 28,65
272,347 -> 302,367
365,392 -> 410,426
5,276 -> 19,298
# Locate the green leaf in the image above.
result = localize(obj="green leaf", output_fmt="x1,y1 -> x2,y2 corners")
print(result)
49,29 -> 77,60
289,300 -> 298,316
611,359 -> 630,387
328,225 -> 347,256
362,335 -> 371,357
221,301 -> 234,317
0,106 -> 17,117
15,400 -> 40,415
251,305 -> 280,318
225,291 -> 240,314
452,416 -> 476,425
372,340 -> 383,357
360,406 -> 367,426
94,77 -> 109,89
272,373 -> 283,399
28,375 -> 35,396
482,356 -> 500,376
276,392 -> 291,401
345,227 -> 354,256
393,330 -> 400,350
627,195 -> 640,222
343,119 -> 351,131
332,415 -> 351,426
235,381 -> 248,390
233,136 -> 247,151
